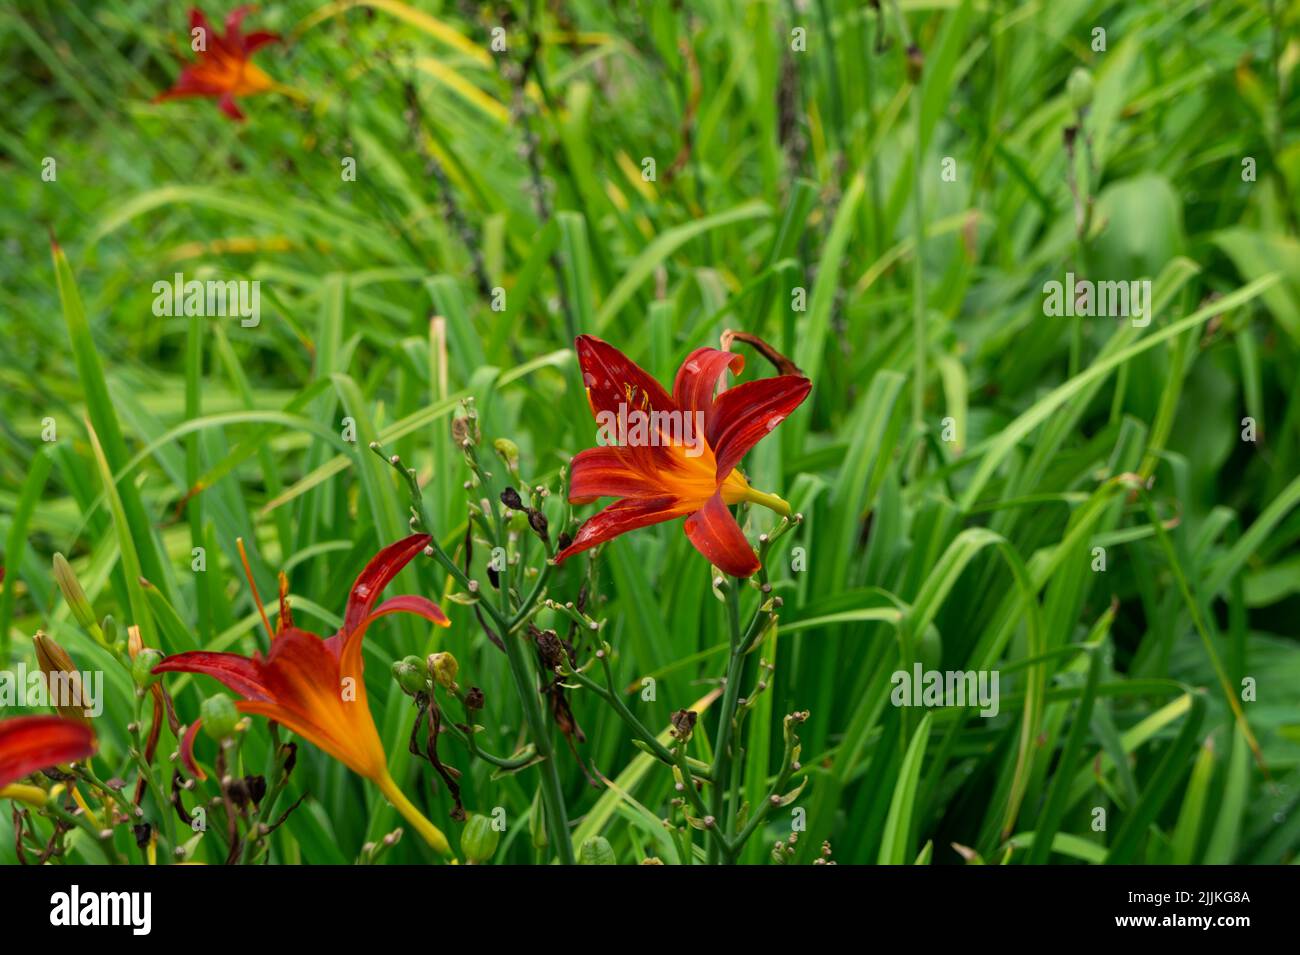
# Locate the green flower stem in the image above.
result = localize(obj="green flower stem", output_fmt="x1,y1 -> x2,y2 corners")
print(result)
240,739 -> 294,864
509,561 -> 552,632
131,688 -> 176,858
672,741 -> 731,858
42,797 -> 124,865
561,651 -> 712,781
443,707 -> 538,771
500,625 -> 574,863
730,721 -> 801,853
707,581 -> 747,864
373,439 -> 574,862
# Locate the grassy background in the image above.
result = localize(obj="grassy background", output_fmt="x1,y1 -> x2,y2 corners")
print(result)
1,0 -> 1299,864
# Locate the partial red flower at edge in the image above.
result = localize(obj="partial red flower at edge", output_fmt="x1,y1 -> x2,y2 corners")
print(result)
153,7 -> 280,121
0,715 -> 96,791
153,534 -> 455,855
555,335 -> 811,578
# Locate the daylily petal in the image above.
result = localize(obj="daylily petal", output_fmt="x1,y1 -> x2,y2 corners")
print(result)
673,347 -> 744,428
242,30 -> 279,53
153,650 -> 272,702
180,719 -> 208,781
0,716 -> 96,790
575,335 -> 675,419
341,533 -> 433,636
224,5 -> 253,40
236,699 -> 383,780
189,8 -> 213,37
218,92 -> 245,121
683,491 -> 760,578
364,595 -> 451,630
256,628 -> 387,780
709,375 -> 812,478
569,446 -> 670,504
555,495 -> 691,565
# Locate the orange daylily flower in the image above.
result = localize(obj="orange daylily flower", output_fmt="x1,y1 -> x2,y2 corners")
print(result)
154,7 -> 280,121
154,534 -> 455,855
0,715 -> 96,793
555,335 -> 811,578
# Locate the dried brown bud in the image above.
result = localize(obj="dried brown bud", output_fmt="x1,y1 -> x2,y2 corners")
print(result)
500,487 -> 525,511
670,708 -> 698,741
535,629 -> 565,670
906,44 -> 923,83
464,686 -> 485,711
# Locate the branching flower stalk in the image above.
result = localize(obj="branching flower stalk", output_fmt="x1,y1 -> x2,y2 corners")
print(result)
370,431 -> 576,864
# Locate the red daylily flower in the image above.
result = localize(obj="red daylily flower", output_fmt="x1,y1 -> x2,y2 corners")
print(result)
153,534 -> 454,854
154,7 -> 280,121
555,335 -> 811,578
0,715 -> 96,791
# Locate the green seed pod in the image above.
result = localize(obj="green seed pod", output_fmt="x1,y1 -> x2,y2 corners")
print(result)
1067,67 -> 1093,110
578,835 -> 616,865
200,693 -> 240,741
461,813 -> 501,863
131,648 -> 164,688
392,656 -> 427,696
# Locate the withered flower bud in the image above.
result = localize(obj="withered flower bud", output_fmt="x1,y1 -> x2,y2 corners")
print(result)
906,43 -> 923,84
527,509 -> 549,538
245,775 -> 267,805
464,686 -> 485,711
428,651 -> 459,690
227,776 -> 252,808
535,629 -> 565,670
670,708 -> 697,741
281,741 -> 298,775
451,415 -> 479,447
500,486 -> 525,511
133,823 -> 152,848
557,531 -> 573,551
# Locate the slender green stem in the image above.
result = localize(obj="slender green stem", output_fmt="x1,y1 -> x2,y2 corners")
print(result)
673,741 -> 731,858
442,712 -> 537,771
707,582 -> 746,864
372,439 -> 573,861
501,628 -> 574,863
562,652 -> 712,780
509,561 -> 552,632
731,724 -> 799,852
131,688 -> 176,858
